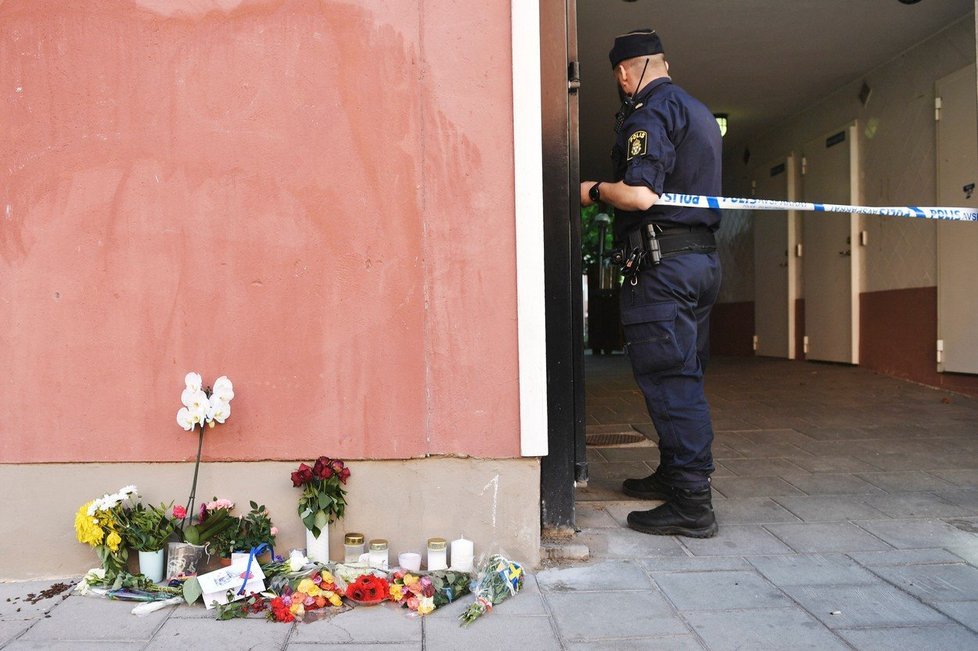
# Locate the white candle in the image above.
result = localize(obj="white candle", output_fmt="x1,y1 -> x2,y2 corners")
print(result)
427,537 -> 448,571
451,536 -> 474,572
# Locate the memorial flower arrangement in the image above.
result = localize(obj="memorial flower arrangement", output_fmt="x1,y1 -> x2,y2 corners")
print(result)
176,372 -> 234,526
389,569 -> 471,616
389,571 -> 435,615
74,485 -> 139,580
292,456 -> 351,538
344,573 -> 389,605
215,567 -> 344,622
458,554 -> 525,626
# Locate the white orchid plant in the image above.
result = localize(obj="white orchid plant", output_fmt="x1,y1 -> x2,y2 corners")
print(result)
176,372 -> 234,531
177,372 -> 234,431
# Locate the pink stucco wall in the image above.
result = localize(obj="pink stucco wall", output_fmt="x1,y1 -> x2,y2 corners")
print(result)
1,0 -> 520,463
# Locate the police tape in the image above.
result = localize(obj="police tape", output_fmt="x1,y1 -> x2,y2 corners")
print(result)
657,193 -> 978,222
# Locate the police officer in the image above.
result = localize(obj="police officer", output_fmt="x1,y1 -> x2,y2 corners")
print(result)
580,29 -> 722,538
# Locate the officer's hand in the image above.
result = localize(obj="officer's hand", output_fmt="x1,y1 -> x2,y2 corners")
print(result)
580,181 -> 596,207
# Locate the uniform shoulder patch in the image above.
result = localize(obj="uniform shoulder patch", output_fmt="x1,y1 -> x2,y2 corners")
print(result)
626,130 -> 648,160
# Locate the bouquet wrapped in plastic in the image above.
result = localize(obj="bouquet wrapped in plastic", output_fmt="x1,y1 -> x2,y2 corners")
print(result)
458,554 -> 524,626
389,569 -> 471,616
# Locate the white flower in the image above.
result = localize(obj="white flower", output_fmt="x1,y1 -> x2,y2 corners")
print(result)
288,549 -> 308,573
211,376 -> 234,403
176,407 -> 195,431
75,568 -> 107,595
206,395 -> 231,424
119,485 -> 138,496
184,372 -> 202,392
187,390 -> 209,417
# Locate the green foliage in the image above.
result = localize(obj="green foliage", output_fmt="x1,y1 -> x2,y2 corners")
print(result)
183,507 -> 237,547
230,501 -> 277,553
431,570 -> 472,607
581,203 -> 615,270
121,502 -> 177,552
183,577 -> 202,605
214,593 -> 266,620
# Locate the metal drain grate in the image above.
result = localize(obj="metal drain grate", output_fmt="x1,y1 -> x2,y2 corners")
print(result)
586,432 -> 645,447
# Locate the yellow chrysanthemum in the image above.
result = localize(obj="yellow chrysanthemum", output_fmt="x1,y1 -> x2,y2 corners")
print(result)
105,530 -> 122,552
74,502 -> 104,547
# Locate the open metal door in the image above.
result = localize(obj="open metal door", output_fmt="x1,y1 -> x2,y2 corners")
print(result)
801,123 -> 861,364
540,0 -> 585,532
752,155 -> 799,358
937,63 -> 978,375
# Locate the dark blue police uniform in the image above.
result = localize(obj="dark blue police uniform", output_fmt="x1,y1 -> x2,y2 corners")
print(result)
613,75 -> 723,492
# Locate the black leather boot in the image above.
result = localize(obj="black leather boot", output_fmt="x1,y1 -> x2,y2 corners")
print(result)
626,487 -> 718,538
622,470 -> 677,501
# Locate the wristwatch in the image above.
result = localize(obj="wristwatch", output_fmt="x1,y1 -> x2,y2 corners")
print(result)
588,182 -> 602,202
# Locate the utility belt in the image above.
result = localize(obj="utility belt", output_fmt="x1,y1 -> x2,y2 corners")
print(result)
610,224 -> 716,284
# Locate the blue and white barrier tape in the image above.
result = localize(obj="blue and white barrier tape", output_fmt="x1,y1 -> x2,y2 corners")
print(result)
658,193 -> 978,222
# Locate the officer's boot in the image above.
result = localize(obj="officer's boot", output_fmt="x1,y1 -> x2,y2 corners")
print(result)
621,469 -> 677,501
626,487 -> 718,538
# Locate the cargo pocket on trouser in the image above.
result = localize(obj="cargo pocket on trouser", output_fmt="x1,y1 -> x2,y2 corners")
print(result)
621,302 -> 683,375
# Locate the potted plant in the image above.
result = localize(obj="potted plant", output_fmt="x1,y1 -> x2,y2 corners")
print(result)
175,372 -> 234,528
231,501 -> 278,561
166,499 -> 238,580
292,457 -> 351,562
122,502 -> 177,582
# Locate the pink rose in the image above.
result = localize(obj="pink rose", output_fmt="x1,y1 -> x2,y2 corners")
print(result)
172,505 -> 187,519
270,527 -> 279,536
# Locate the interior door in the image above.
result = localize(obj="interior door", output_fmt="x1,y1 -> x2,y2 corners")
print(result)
753,155 -> 797,358
801,124 -> 860,364
936,63 -> 978,374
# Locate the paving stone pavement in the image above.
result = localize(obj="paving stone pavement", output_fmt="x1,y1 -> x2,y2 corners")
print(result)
2,356 -> 976,649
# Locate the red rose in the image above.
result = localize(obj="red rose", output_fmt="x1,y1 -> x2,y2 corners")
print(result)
291,463 -> 314,486
312,457 -> 329,480
339,467 -> 351,484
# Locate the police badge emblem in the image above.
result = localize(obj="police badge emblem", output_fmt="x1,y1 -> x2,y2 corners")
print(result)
627,130 -> 648,160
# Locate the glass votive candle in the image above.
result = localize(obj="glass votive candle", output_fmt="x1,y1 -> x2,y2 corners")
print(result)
427,537 -> 448,571
344,532 -> 365,563
398,551 -> 422,572
368,539 -> 389,569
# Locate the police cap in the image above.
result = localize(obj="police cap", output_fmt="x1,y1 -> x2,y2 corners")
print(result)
609,29 -> 664,68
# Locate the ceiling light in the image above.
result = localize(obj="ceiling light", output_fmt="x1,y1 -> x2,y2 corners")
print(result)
714,113 -> 728,137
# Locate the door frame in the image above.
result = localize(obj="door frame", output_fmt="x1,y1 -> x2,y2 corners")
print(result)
538,0 -> 586,532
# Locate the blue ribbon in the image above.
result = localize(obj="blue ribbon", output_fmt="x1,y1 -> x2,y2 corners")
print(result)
237,543 -> 269,595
